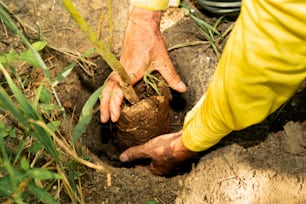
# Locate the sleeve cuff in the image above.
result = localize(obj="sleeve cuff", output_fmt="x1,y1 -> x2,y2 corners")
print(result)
181,95 -> 231,152
130,0 -> 180,11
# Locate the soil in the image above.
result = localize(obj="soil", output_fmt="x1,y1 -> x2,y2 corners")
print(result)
115,75 -> 172,150
1,0 -> 306,203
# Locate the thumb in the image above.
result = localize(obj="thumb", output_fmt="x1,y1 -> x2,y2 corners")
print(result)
155,62 -> 187,93
119,144 -> 149,162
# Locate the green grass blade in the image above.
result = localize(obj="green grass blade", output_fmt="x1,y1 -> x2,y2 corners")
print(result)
0,176 -> 14,198
0,64 -> 59,161
0,86 -> 27,127
52,63 -> 75,87
13,133 -> 27,164
30,123 -> 59,161
0,63 -> 40,120
0,133 -> 18,192
0,3 -> 19,33
33,81 -> 45,111
25,168 -> 61,180
72,85 -> 104,142
39,104 -> 64,112
28,181 -> 60,204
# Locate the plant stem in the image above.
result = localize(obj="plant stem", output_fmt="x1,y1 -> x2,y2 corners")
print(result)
61,0 -> 139,104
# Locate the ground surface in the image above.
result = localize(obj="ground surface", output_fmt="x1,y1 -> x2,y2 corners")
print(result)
1,0 -> 306,203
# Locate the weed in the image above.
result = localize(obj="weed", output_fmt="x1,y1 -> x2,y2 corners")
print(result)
0,2 -> 110,203
143,68 -> 168,96
180,2 -> 227,58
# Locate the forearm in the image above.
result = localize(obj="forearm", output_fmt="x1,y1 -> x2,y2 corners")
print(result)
182,0 -> 306,152
127,6 -> 162,33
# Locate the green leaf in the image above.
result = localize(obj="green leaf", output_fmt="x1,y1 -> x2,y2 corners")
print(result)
31,41 -> 47,51
19,41 -> 47,67
72,113 -> 92,142
30,122 -> 59,161
0,121 -> 10,138
40,86 -> 51,104
72,85 -> 104,142
52,63 -> 75,87
0,64 -> 39,120
33,80 -> 45,111
28,140 -> 43,154
20,50 -> 41,68
46,120 -> 61,132
39,104 -> 64,112
0,63 -> 59,161
0,176 -> 14,198
144,201 -> 157,204
25,168 -> 61,180
8,128 -> 16,138
0,86 -> 27,127
0,4 -> 51,79
0,50 -> 18,65
82,47 -> 96,58
0,121 -> 4,130
28,181 -> 60,204
20,157 -> 30,171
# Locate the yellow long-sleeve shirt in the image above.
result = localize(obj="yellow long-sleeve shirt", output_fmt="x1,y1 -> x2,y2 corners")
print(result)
131,0 -> 306,152
182,0 -> 306,152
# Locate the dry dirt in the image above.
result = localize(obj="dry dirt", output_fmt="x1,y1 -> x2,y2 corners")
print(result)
1,0 -> 306,203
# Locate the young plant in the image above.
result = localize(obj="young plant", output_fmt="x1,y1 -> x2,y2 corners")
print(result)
61,0 -> 139,105
143,68 -> 168,96
181,3 -> 225,58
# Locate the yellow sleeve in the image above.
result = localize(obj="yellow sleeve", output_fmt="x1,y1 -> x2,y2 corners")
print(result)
182,0 -> 306,152
130,0 -> 180,11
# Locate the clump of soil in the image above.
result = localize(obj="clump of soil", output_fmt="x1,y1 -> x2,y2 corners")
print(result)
115,75 -> 172,150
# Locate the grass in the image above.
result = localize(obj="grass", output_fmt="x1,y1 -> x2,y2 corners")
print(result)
0,2 -> 110,203
177,2 -> 233,58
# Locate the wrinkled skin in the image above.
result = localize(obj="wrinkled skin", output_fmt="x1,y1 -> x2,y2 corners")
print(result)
100,6 -> 187,123
119,131 -> 197,175
99,7 -> 192,175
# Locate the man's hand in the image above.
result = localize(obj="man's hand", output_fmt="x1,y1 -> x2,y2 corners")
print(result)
119,131 -> 197,175
100,7 -> 187,123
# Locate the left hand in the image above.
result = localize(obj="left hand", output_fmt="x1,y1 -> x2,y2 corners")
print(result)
119,131 -> 197,175
99,7 -> 187,123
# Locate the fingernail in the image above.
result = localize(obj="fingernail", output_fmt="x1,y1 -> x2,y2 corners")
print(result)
111,110 -> 119,122
110,112 -> 116,122
178,81 -> 187,91
119,153 -> 129,162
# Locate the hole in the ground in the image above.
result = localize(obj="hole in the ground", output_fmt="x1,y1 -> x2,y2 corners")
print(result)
93,89 -> 192,174
169,89 -> 187,111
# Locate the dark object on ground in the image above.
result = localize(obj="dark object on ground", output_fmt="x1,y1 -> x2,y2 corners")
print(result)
196,0 -> 241,15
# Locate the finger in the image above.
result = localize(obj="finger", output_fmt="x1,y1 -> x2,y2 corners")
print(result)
154,61 -> 187,93
109,86 -> 124,122
100,84 -> 113,123
119,144 -> 150,162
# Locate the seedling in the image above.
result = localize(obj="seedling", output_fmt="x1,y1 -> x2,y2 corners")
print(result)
143,68 -> 168,96
181,3 -> 225,58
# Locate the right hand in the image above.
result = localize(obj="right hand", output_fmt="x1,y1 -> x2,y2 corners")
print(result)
100,6 -> 187,123
119,131 -> 197,175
